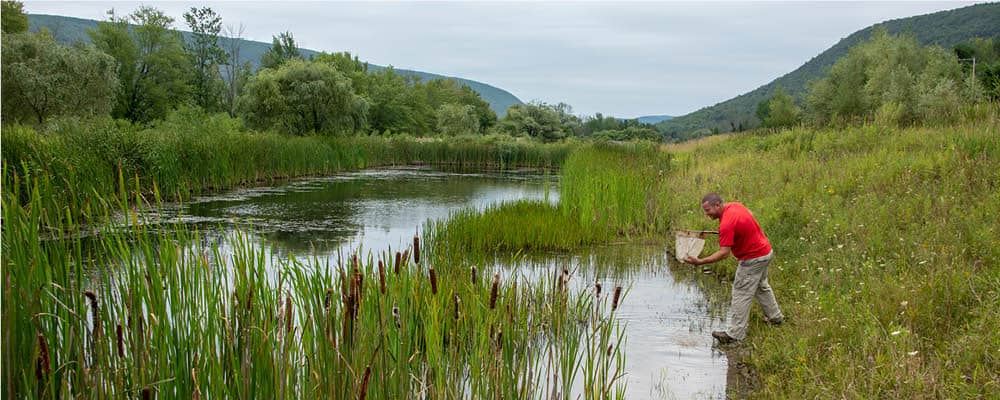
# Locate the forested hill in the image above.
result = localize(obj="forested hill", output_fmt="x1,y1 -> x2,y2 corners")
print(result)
656,2 -> 1000,141
27,13 -> 523,117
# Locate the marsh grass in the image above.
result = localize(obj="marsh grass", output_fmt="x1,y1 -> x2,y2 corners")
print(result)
1,179 -> 627,399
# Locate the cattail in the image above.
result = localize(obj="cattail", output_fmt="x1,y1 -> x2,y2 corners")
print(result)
429,267 -> 438,295
489,273 -> 500,310
36,332 -> 50,381
116,324 -> 125,358
394,252 -> 402,275
413,235 -> 421,264
471,265 -> 478,286
453,294 -> 461,320
141,386 -> 154,400
594,281 -> 602,298
378,260 -> 386,294
324,288 -> 334,310
494,329 -> 503,350
612,286 -> 623,311
392,306 -> 401,329
607,344 -> 614,356
358,365 -> 372,400
401,249 -> 410,267
245,291 -> 254,312
284,295 -> 293,334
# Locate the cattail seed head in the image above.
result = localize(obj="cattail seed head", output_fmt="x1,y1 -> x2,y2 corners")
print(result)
36,332 -> 50,381
612,286 -> 623,311
284,295 -> 293,334
116,324 -> 125,358
413,235 -> 421,265
489,273 -> 500,310
358,365 -> 372,400
141,386 -> 154,400
594,281 -> 602,298
607,344 -> 614,356
392,306 -> 401,329
453,294 -> 460,320
471,265 -> 478,286
394,252 -> 401,275
429,267 -> 438,295
401,249 -> 409,267
324,288 -> 334,310
378,260 -> 386,294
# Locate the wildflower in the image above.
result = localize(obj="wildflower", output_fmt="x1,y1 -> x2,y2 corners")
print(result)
891,330 -> 902,336
908,351 -> 919,356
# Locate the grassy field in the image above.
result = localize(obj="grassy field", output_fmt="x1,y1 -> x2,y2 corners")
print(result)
660,109 -> 999,397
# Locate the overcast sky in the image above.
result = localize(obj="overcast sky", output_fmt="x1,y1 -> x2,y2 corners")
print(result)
24,1 -> 979,118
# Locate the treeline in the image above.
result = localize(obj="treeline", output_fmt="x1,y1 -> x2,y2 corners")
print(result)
753,30 -> 998,131
1,2 -> 659,142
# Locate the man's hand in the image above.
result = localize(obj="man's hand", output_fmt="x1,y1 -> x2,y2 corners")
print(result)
683,255 -> 701,265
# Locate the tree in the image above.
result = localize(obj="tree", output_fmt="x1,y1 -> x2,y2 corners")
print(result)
436,103 -> 480,136
1,0 -> 28,34
236,59 -> 368,135
260,31 -> 302,70
1,31 -> 118,124
498,102 -> 569,142
762,87 -> 801,128
183,6 -> 226,111
221,23 -> 253,117
89,7 -> 191,123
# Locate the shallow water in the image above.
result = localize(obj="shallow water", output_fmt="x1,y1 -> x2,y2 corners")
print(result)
160,166 -> 729,399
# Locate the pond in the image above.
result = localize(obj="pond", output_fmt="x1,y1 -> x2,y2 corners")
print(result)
160,166 -> 729,399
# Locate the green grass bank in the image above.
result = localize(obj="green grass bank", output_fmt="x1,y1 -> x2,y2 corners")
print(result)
663,116 -> 999,398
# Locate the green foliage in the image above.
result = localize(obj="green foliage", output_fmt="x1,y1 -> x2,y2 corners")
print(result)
806,30 -> 966,126
761,87 -> 801,128
236,59 -> 368,135
259,31 -> 302,70
954,37 -> 1000,101
1,0 -> 27,33
498,102 -> 577,142
183,6 -> 226,112
577,113 -> 659,141
1,31 -> 118,124
89,7 -> 191,123
591,126 -> 660,141
436,103 -> 480,136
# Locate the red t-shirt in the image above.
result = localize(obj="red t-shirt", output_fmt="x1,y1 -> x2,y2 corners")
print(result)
718,202 -> 772,260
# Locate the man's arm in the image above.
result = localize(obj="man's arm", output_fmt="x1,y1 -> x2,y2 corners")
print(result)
683,246 -> 731,265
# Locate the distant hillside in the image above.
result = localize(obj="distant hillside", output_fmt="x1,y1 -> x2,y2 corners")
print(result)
27,14 -> 523,117
656,3 -> 1000,141
635,115 -> 672,125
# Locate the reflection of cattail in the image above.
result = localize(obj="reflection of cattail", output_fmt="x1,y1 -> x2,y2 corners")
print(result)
429,267 -> 438,295
394,252 -> 401,275
378,260 -> 386,294
36,333 -> 50,381
358,365 -> 372,400
612,286 -> 623,311
453,294 -> 460,320
413,235 -> 420,264
489,273 -> 500,310
594,282 -> 602,298
284,296 -> 293,334
471,266 -> 478,286
141,386 -> 154,400
116,324 -> 125,358
392,306 -> 401,329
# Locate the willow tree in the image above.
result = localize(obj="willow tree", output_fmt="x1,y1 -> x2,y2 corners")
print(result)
236,60 -> 368,135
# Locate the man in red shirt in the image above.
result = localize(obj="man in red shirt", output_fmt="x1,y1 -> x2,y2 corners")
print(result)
684,193 -> 783,344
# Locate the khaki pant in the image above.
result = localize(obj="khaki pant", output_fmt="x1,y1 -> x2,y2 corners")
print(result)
727,251 -> 782,341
